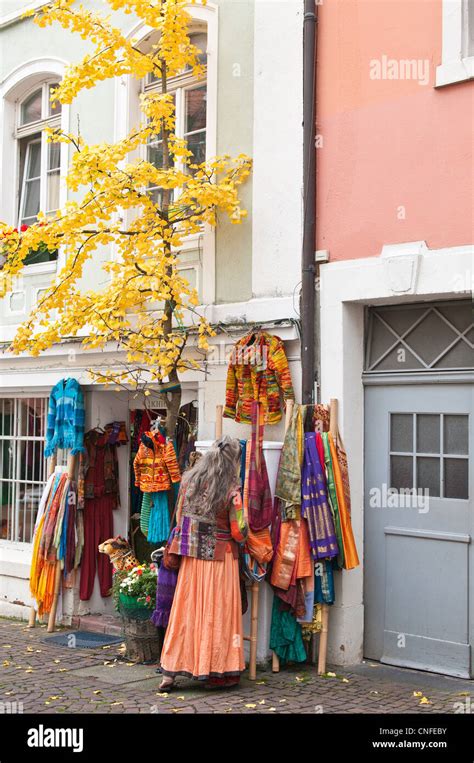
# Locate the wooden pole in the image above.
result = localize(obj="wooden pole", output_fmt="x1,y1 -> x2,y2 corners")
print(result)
215,404 -> 223,439
272,399 -> 294,674
29,454 -> 57,629
248,581 -> 260,681
47,453 -> 76,633
317,397 -> 338,675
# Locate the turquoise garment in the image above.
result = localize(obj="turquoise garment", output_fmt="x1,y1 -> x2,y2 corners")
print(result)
270,596 -> 307,664
314,560 -> 335,604
147,491 -> 170,544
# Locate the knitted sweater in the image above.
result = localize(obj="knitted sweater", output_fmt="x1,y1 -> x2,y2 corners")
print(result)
44,378 -> 86,458
224,332 -> 295,425
133,431 -> 181,493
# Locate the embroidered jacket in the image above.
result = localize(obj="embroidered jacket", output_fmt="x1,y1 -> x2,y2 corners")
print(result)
45,378 -> 86,457
169,482 -> 248,561
224,332 -> 295,425
133,431 -> 181,493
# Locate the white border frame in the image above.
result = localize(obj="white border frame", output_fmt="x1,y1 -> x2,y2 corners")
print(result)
436,0 -> 474,86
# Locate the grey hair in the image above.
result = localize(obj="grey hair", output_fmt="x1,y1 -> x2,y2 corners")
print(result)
182,435 -> 241,509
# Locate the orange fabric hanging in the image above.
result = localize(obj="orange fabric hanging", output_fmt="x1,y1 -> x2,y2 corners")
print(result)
328,433 -> 359,570
296,518 -> 313,579
270,519 -> 299,591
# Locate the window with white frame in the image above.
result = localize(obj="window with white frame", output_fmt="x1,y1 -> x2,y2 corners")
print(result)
0,397 -> 50,544
143,30 -> 207,205
16,81 -> 61,264
436,0 -> 474,86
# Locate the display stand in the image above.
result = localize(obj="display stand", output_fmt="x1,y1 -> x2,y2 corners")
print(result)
272,398 -> 339,676
214,404 -> 260,680
28,452 -> 76,633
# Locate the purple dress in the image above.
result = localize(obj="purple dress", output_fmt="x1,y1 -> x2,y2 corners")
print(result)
301,432 -> 339,560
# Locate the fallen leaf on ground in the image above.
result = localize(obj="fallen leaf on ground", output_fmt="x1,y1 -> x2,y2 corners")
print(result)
342,678 -> 349,683
93,691 -> 102,695
419,697 -> 432,705
268,707 -> 276,711
279,699 -> 287,703
258,700 -> 265,705
58,669 -> 68,673
156,692 -> 169,698
53,660 -> 61,664
325,672 -> 336,678
2,645 -> 11,649
2,661 -> 10,667
26,647 -> 34,652
245,703 -> 256,709
413,691 -> 422,698
256,680 -> 266,685
176,696 -> 186,700
171,708 -> 182,713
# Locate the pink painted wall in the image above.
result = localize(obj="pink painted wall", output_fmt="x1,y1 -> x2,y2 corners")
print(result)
316,0 -> 473,261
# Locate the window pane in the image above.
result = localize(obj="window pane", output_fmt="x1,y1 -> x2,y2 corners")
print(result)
20,89 -> 42,125
27,142 -> 42,179
189,32 -> 207,67
390,413 -> 413,452
187,131 -> 206,165
48,84 -> 62,117
416,457 -> 440,497
444,458 -> 468,499
417,414 -> 440,453
48,142 -> 61,170
23,179 -> 41,220
185,86 -> 206,133
390,455 -> 413,490
147,142 -> 164,169
47,170 -> 60,212
444,415 -> 468,455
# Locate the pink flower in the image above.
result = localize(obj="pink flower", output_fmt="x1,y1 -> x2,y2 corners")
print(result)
146,596 -> 151,603
20,224 -> 28,232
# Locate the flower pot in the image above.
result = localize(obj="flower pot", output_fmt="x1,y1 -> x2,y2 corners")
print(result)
119,594 -> 161,663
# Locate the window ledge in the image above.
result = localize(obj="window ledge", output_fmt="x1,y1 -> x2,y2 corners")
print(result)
22,260 -> 58,276
435,56 -> 474,87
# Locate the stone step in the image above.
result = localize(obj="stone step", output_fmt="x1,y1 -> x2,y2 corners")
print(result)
72,613 -> 123,637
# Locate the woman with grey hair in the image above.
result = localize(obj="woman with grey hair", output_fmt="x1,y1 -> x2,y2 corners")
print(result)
159,435 -> 248,690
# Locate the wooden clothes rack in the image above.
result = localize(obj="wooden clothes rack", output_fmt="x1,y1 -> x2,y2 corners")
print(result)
215,404 -> 260,680
28,452 -> 77,634
272,397 -> 339,676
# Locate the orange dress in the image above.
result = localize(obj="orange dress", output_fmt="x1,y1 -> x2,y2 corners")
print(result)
160,491 -> 248,682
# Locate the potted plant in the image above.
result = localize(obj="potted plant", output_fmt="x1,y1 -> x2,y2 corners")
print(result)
112,563 -> 160,663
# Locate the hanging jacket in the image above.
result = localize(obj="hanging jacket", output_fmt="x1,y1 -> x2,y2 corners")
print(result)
224,331 -> 295,425
44,378 -> 85,457
133,431 -> 181,493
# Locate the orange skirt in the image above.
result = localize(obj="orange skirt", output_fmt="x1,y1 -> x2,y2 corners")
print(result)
160,549 -> 245,681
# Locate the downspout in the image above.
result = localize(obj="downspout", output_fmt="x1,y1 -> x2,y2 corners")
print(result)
301,0 -> 318,405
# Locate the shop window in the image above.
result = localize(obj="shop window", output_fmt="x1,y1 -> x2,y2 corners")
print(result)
0,397 -> 66,544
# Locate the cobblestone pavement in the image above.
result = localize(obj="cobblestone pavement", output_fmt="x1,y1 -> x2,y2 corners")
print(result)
0,618 -> 472,715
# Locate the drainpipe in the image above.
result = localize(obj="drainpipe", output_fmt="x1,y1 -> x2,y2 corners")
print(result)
301,0 -> 318,405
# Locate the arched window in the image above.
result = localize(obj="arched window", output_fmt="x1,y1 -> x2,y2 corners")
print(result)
16,81 -> 62,262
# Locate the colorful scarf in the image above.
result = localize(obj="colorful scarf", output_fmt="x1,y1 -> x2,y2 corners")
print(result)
301,432 -> 339,560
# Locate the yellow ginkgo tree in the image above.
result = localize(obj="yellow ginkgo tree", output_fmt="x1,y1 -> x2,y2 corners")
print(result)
0,0 -> 251,434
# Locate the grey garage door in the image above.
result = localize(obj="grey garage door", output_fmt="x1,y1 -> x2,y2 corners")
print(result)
363,301 -> 474,678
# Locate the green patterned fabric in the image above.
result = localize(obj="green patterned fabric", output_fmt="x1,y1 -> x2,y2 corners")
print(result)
269,596 -> 307,664
275,405 -> 303,520
322,433 -> 344,569
140,492 -> 152,537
